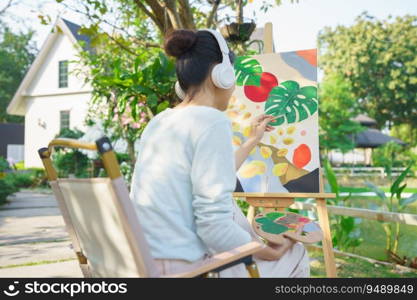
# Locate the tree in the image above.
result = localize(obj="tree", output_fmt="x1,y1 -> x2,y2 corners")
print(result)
319,13 -> 417,144
0,26 -> 36,123
76,32 -> 176,166
55,0 -> 300,55
319,73 -> 364,155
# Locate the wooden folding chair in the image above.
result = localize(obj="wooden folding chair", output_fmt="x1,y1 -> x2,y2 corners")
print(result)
38,137 -> 263,278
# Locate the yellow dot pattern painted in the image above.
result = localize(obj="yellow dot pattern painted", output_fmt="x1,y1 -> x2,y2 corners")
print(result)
272,163 -> 289,177
260,146 -> 272,159
239,160 -> 267,178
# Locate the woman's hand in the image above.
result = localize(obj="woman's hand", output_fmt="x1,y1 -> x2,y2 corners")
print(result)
254,237 -> 296,261
234,114 -> 277,171
267,236 -> 297,251
254,226 -> 300,261
247,114 -> 276,144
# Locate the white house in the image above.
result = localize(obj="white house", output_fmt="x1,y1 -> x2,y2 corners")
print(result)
7,18 -> 93,168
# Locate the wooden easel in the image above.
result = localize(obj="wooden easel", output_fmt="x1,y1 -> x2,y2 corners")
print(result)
233,23 -> 338,278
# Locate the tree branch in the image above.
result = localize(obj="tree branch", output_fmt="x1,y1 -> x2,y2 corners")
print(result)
104,33 -> 160,56
0,0 -> 16,16
236,0 -> 243,23
178,0 -> 195,29
133,0 -> 164,33
206,0 -> 220,28
142,0 -> 173,33
164,0 -> 183,29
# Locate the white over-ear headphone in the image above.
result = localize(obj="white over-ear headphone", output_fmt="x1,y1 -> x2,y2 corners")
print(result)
175,29 -> 235,100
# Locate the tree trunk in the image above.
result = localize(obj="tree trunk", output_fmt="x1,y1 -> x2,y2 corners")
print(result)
236,0 -> 243,23
165,0 -> 183,29
134,0 -> 196,34
206,0 -> 220,28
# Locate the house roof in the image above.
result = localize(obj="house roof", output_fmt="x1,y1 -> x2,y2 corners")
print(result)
61,18 -> 92,52
353,128 -> 406,148
6,18 -> 91,116
352,114 -> 377,127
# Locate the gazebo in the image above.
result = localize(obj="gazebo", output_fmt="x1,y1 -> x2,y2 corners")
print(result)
351,115 -> 406,165
328,115 -> 406,166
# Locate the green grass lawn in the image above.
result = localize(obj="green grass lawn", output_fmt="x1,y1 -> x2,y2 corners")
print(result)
347,195 -> 417,214
352,220 -> 417,261
309,250 -> 417,278
327,187 -> 417,263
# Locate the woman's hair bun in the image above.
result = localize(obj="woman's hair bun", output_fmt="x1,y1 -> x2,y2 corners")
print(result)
164,29 -> 198,58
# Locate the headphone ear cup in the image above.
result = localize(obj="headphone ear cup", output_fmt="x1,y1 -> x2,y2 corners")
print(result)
175,81 -> 186,100
211,64 -> 222,88
211,63 -> 235,89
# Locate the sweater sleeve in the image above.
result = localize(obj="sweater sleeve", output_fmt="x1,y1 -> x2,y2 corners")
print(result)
191,119 -> 252,253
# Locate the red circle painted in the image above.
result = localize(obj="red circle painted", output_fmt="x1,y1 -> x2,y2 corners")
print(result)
293,144 -> 311,168
244,72 -> 278,102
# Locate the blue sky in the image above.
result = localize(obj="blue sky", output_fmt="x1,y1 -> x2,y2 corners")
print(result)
4,0 -> 417,52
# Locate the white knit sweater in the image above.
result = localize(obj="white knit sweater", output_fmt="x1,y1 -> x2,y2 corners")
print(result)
129,105 -> 252,262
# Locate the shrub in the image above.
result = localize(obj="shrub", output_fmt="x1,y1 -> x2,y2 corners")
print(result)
372,141 -> 417,176
52,128 -> 92,178
52,149 -> 91,178
27,168 -> 48,187
0,168 -> 48,206
4,172 -> 35,188
0,156 -> 9,172
0,178 -> 17,205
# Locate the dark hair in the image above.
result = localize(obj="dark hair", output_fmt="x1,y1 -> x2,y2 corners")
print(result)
164,29 -> 234,100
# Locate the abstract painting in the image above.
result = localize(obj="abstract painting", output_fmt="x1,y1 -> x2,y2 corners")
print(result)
227,49 -> 320,193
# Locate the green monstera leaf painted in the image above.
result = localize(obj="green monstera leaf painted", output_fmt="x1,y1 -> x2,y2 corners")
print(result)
255,215 -> 289,234
234,56 -> 262,86
264,80 -> 318,126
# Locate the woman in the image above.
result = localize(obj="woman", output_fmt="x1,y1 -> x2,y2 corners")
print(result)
129,29 -> 310,277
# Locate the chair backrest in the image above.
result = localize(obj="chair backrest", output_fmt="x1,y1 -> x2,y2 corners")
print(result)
39,137 -> 158,277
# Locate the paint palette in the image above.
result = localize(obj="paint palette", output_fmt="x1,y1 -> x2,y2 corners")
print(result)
253,212 -> 323,244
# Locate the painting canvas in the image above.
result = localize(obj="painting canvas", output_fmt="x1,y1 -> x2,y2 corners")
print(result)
227,50 -> 320,193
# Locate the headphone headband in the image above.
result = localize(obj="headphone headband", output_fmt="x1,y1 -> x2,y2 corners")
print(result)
201,29 -> 230,55
174,29 -> 235,99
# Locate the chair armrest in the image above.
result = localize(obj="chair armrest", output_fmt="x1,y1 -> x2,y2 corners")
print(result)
162,241 -> 264,278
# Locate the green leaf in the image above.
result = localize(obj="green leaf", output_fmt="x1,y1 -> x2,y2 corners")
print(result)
399,193 -> 417,208
158,52 -> 168,69
146,94 -> 158,108
131,102 -> 138,119
340,216 -> 355,234
156,100 -> 170,114
234,56 -> 262,86
133,84 -> 153,95
264,80 -> 318,126
323,160 -> 339,197
396,183 -> 407,200
365,181 -> 387,201
390,165 -> 411,195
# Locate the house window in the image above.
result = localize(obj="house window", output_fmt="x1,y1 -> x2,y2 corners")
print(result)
60,111 -> 70,130
58,60 -> 68,88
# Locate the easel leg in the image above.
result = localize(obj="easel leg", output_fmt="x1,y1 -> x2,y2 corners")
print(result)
247,205 -> 255,224
316,198 -> 337,278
